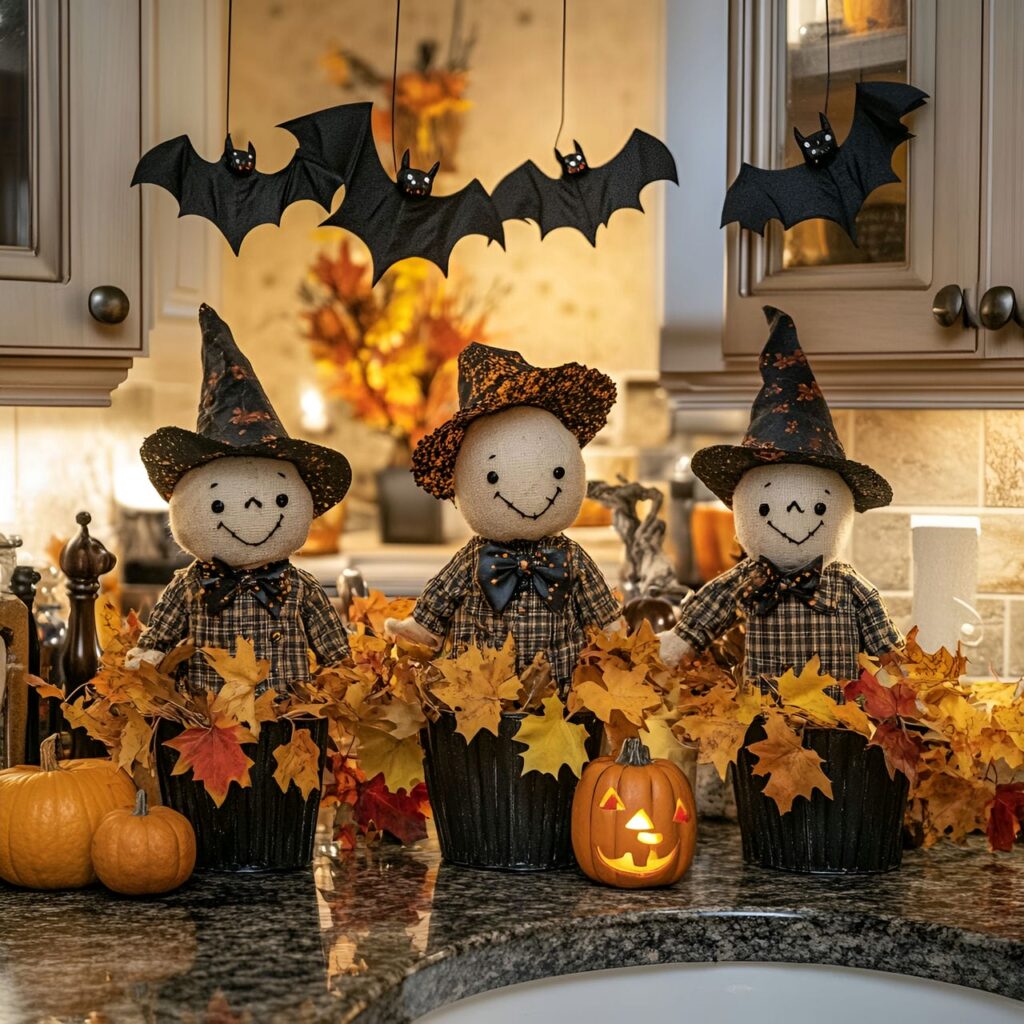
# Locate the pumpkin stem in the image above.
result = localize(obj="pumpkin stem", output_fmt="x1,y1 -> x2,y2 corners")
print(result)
132,789 -> 149,817
39,733 -> 62,772
617,737 -> 653,767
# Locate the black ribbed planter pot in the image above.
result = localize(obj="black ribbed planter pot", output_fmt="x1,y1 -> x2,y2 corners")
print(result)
156,718 -> 328,872
422,710 -> 603,871
733,720 -> 909,875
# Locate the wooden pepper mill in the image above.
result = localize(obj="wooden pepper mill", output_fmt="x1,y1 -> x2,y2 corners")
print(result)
59,511 -> 117,758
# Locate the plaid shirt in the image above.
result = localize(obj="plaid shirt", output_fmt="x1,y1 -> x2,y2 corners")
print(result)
136,561 -> 349,692
674,558 -> 902,688
413,535 -> 621,689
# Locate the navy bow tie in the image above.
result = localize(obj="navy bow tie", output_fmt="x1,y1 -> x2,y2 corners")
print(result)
741,556 -> 824,615
198,558 -> 292,619
478,542 -> 570,614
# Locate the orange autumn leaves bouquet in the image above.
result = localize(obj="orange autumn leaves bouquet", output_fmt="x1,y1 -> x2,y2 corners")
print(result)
672,629 -> 1024,852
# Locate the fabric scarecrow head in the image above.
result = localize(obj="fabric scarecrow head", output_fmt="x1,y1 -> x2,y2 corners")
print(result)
692,306 -> 892,572
140,305 -> 351,569
412,343 -> 616,542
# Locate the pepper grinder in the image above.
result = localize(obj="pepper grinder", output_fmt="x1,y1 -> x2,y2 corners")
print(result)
10,566 -> 46,764
59,512 -> 117,758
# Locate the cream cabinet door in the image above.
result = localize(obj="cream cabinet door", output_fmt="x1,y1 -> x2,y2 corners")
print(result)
723,0 -> 982,359
0,0 -> 142,362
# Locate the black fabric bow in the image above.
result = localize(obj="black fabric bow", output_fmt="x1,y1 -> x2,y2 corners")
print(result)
741,556 -> 824,615
198,558 -> 292,619
478,542 -> 570,614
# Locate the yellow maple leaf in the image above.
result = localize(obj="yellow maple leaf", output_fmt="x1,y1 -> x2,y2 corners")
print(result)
513,696 -> 590,780
747,713 -> 833,813
914,771 -> 994,846
775,656 -> 842,726
355,725 -> 425,793
638,708 -> 686,763
272,729 -> 323,800
205,638 -> 270,736
679,714 -> 747,780
95,593 -> 123,653
574,664 -> 662,726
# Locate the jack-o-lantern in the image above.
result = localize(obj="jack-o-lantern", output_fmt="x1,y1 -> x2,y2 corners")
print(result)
571,738 -> 696,888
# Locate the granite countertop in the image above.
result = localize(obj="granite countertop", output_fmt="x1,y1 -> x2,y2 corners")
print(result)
0,822 -> 1022,1023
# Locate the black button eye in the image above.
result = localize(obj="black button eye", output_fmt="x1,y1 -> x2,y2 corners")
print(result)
276,493 -> 289,508
758,503 -> 770,517
814,502 -> 827,516
211,499 -> 225,514
486,470 -> 499,485
553,466 -> 565,480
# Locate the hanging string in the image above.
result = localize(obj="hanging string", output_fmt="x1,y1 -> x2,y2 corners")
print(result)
225,0 -> 233,137
391,0 -> 401,173
553,0 -> 567,149
822,0 -> 832,115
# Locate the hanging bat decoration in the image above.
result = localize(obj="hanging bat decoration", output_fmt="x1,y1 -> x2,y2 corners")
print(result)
720,81 -> 928,242
490,129 -> 678,246
131,105 -> 371,255
318,102 -> 504,284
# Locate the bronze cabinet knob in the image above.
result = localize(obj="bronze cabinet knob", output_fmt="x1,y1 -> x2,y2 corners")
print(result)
931,284 -> 977,329
88,285 -> 130,324
978,285 -> 1022,330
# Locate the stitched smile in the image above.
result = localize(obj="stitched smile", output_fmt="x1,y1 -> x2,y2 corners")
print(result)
217,514 -> 284,546
767,519 -> 824,545
494,487 -> 562,520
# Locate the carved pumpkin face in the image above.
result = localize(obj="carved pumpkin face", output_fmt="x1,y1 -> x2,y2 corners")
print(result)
571,739 -> 697,889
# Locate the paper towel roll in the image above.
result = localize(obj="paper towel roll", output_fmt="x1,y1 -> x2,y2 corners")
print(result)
911,515 -> 981,652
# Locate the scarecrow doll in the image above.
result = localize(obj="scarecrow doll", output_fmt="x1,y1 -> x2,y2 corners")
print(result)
386,342 -> 622,688
128,304 -> 351,690
660,307 -> 903,686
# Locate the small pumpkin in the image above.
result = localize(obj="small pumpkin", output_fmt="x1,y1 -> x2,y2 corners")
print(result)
0,734 -> 136,889
572,737 -> 697,889
92,789 -> 196,895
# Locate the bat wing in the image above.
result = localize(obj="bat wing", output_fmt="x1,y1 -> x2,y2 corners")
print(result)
491,160 -> 597,242
720,161 -> 833,235
829,81 -> 928,240
581,128 -> 678,232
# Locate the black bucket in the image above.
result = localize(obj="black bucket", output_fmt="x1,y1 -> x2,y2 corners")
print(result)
733,720 -> 909,874
156,717 -> 328,872
422,710 -> 603,871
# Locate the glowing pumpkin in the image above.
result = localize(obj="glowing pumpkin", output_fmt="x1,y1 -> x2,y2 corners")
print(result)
571,738 -> 696,888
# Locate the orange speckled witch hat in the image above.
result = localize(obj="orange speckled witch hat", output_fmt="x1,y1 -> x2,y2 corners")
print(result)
140,305 -> 351,516
691,306 -> 891,513
412,342 -> 616,500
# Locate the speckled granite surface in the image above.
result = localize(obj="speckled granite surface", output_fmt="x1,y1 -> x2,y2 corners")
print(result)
0,822 -> 1022,1023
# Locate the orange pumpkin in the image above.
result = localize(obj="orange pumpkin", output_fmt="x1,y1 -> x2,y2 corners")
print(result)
572,738 -> 697,888
0,735 -> 136,889
92,789 -> 197,895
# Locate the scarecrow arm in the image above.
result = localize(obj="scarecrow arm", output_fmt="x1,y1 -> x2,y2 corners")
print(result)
296,568 -> 351,666
128,568 -> 193,664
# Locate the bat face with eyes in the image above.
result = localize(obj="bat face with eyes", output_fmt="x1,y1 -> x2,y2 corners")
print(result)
223,135 -> 257,176
733,463 -> 854,572
169,457 -> 315,569
397,150 -> 441,198
555,140 -> 589,177
793,114 -> 838,169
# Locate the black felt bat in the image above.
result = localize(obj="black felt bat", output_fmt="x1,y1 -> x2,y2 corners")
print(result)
720,81 -> 928,242
490,129 -> 678,245
131,105 -> 371,254
318,102 -> 504,284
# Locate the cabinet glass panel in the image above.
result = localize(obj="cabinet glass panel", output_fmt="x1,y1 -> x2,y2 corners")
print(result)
774,0 -> 909,269
0,0 -> 30,249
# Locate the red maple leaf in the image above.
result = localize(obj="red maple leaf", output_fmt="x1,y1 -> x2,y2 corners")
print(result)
986,783 -> 1024,852
868,720 -> 925,786
353,774 -> 429,845
845,669 -> 918,720
163,722 -> 255,808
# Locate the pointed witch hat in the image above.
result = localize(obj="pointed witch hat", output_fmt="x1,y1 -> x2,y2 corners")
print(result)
412,342 -> 616,501
691,306 -> 891,513
140,305 -> 351,516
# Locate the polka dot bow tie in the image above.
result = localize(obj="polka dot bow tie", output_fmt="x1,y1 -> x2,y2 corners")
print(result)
742,555 -> 825,615
199,558 -> 292,620
478,543 -> 570,615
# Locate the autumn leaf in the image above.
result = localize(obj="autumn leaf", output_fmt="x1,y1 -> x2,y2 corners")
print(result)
205,638 -> 270,736
868,720 -> 925,786
355,725 -> 424,793
348,590 -> 416,636
638,708 -> 686,763
679,714 -> 747,781
987,783 -> 1024,852
845,669 -> 919,720
900,627 -> 968,683
95,593 -> 123,652
914,771 -> 994,847
163,722 -> 255,808
26,675 -> 64,701
747,714 -> 833,813
513,696 -> 590,779
159,642 -> 197,676
272,729 -> 323,800
116,706 -> 155,773
775,656 -> 843,726
574,663 -> 662,727
353,774 -> 429,846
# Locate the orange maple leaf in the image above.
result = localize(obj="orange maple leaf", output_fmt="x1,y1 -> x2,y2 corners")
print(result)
747,713 -> 833,813
163,722 -> 255,808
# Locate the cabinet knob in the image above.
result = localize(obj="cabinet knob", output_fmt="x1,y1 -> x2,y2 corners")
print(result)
931,285 -> 977,329
88,285 -> 130,324
978,286 -> 1023,330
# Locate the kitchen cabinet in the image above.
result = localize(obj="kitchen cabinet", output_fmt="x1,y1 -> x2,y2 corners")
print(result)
661,0 -> 1024,407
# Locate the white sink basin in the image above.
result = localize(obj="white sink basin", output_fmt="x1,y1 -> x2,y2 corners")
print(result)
419,962 -> 1024,1023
